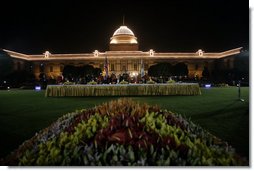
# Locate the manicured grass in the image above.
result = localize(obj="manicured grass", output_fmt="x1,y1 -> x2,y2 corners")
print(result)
0,87 -> 249,160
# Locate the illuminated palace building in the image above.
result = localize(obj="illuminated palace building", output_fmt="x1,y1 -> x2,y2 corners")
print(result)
3,25 -> 241,80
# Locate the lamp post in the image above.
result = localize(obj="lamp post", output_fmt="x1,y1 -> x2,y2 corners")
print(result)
238,80 -> 244,102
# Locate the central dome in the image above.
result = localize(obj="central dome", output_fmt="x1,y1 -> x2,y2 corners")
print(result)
109,25 -> 139,51
113,26 -> 135,36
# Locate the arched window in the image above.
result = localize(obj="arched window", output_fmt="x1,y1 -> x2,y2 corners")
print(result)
99,64 -> 104,70
50,66 -> 53,72
134,63 -> 137,70
195,64 -> 199,70
144,64 -> 148,70
122,65 -> 126,72
111,64 -> 115,71
60,65 -> 64,72
40,63 -> 44,72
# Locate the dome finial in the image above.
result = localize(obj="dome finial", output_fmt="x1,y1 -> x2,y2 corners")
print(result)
123,15 -> 125,25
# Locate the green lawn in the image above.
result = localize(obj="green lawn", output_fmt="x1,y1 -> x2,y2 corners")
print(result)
0,87 -> 249,160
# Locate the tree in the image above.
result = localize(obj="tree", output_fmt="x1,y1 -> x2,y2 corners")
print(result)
211,51 -> 249,84
62,65 -> 77,81
62,65 -> 102,82
233,51 -> 249,81
7,71 -> 35,87
202,66 -> 210,79
173,63 -> 188,76
0,51 -> 14,80
148,63 -> 173,77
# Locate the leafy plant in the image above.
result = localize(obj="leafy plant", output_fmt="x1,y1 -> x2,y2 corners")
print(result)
147,80 -> 156,84
119,80 -> 128,84
2,99 -> 247,166
167,79 -> 176,84
63,81 -> 75,85
87,80 -> 97,85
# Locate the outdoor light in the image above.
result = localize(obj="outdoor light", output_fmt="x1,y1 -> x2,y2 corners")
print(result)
205,84 -> 211,88
35,86 -> 41,91
197,49 -> 204,56
238,80 -> 244,102
44,51 -> 51,58
94,50 -> 99,57
149,49 -> 154,56
3,81 -> 6,84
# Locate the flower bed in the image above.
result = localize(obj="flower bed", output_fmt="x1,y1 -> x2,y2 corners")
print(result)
45,83 -> 201,97
2,99 -> 247,166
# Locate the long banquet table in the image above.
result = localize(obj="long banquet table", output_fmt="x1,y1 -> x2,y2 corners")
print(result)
45,83 -> 201,97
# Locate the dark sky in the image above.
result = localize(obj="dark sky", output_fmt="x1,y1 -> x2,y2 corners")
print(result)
0,0 -> 249,54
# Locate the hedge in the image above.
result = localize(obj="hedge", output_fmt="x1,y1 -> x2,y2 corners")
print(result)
45,83 -> 201,97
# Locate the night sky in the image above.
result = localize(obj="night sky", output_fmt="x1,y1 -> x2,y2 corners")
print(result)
0,0 -> 249,54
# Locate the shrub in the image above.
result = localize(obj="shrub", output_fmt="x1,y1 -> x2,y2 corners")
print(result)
214,83 -> 229,87
147,80 -> 156,84
119,80 -> 128,84
87,80 -> 97,85
63,81 -> 74,85
167,79 -> 176,84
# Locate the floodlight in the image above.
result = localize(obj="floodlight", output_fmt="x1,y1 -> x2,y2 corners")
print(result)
205,84 -> 211,88
35,86 -> 41,91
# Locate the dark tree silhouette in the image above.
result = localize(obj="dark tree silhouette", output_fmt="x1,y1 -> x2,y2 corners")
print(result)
202,66 -> 210,79
173,63 -> 188,76
211,51 -> 249,84
0,52 -> 14,80
233,51 -> 249,81
148,63 -> 173,77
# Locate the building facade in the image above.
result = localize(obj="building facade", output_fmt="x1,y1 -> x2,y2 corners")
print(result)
3,25 -> 242,80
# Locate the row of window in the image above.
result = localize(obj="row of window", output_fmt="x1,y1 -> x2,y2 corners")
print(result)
110,64 -> 137,71
39,63 -> 150,73
45,65 -> 145,72
38,64 -> 212,73
102,63 -> 148,71
53,64 -> 198,72
40,65 -> 64,72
